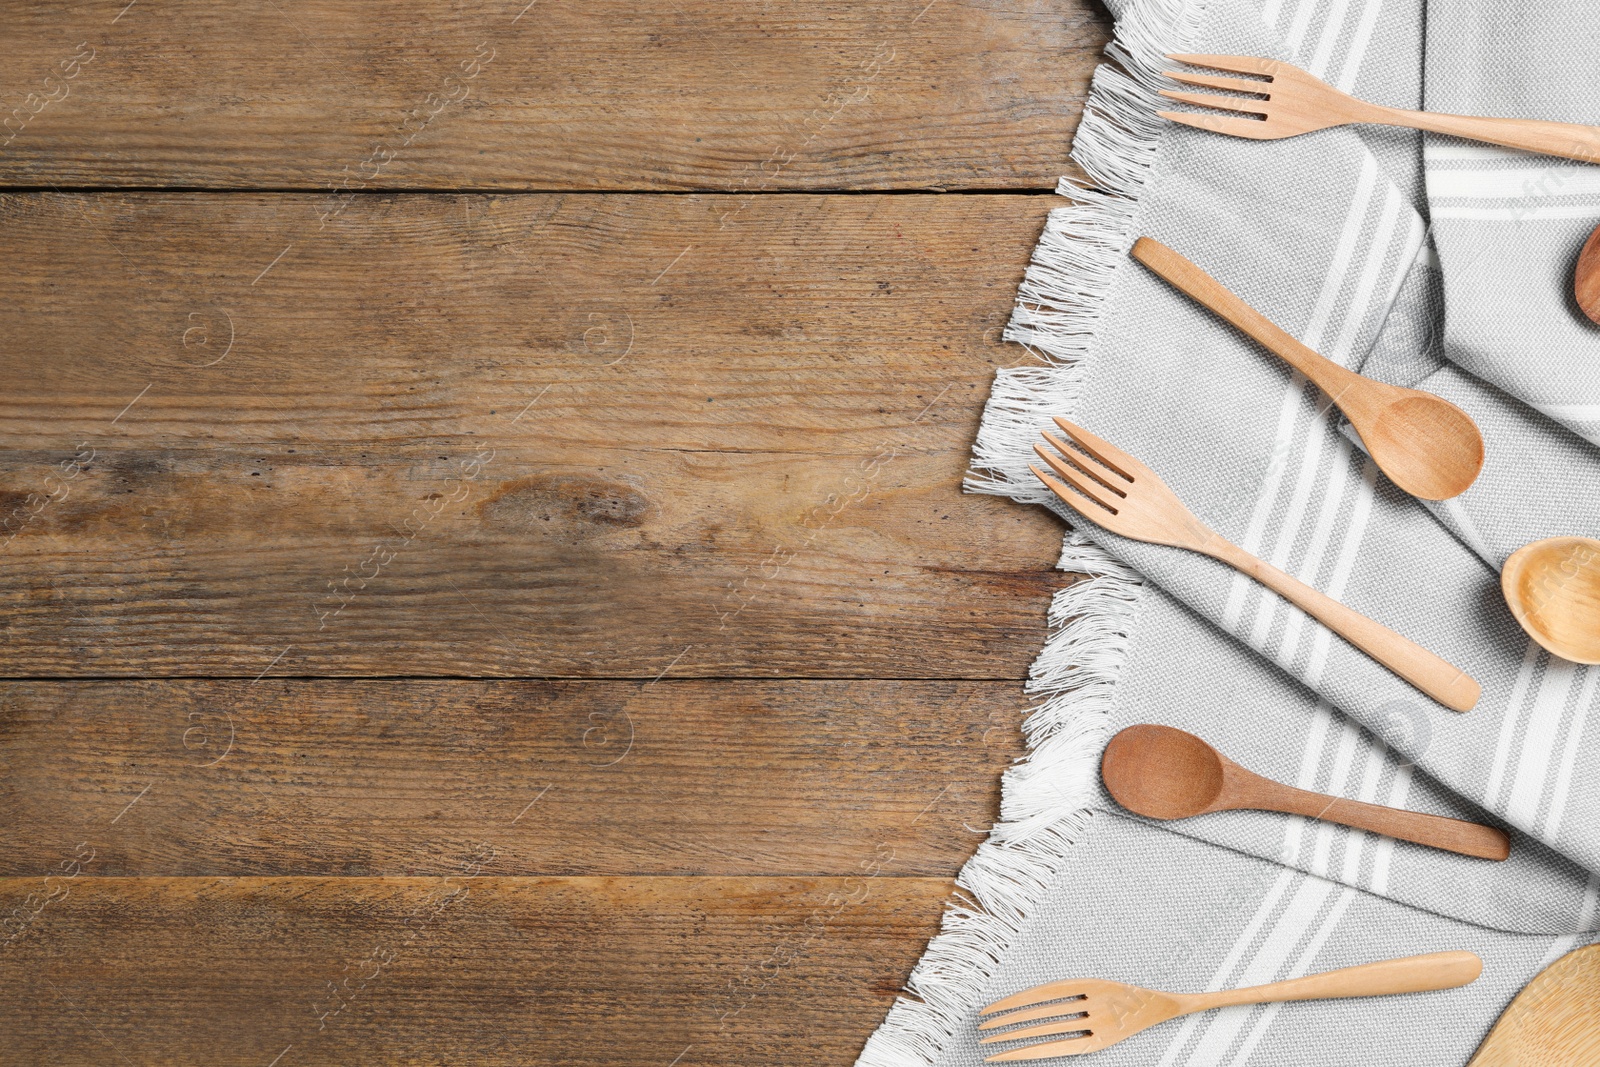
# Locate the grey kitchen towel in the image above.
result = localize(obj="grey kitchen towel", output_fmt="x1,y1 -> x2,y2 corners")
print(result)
859,0 -> 1600,1064
1423,4 -> 1600,446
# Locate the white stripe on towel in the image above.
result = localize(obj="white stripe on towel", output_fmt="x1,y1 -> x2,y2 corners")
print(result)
1332,0 -> 1384,92
1225,887 -> 1358,1066
1485,639 -> 1543,805
1222,154 -> 1380,633
1432,203 -> 1600,221
1544,668 -> 1600,844
1504,660 -> 1580,831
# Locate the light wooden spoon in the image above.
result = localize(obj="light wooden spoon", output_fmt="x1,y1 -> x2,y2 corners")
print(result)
1468,945 -> 1600,1067
1502,537 -> 1600,665
1576,223 -> 1600,325
1132,236 -> 1485,501
1101,724 -> 1511,860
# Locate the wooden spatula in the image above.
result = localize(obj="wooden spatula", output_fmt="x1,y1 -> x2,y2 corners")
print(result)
1468,944 -> 1600,1066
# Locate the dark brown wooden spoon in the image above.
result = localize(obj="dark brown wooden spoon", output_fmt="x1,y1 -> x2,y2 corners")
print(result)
1101,724 -> 1510,861
1577,223 -> 1600,325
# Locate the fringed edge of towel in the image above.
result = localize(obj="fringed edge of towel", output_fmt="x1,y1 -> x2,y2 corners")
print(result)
856,0 -> 1197,1063
965,0 -> 1203,505
856,535 -> 1145,1067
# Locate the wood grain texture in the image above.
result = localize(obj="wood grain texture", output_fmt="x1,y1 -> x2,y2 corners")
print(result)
0,5 -> 1104,1057
0,874 -> 949,1066
0,679 -> 1023,877
0,0 -> 1109,190
0,192 -> 1067,676
1468,944 -> 1600,1067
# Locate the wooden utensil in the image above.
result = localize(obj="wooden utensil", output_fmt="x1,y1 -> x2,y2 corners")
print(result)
1101,724 -> 1511,860
1468,945 -> 1600,1066
1159,53 -> 1600,164
1131,236 -> 1485,501
1501,537 -> 1600,665
1030,417 -> 1482,711
977,950 -> 1483,1061
1575,224 -> 1600,326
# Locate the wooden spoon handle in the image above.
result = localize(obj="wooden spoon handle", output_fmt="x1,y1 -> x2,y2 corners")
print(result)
1205,536 -> 1481,712
1181,951 -> 1482,1013
1266,785 -> 1510,861
1131,236 -> 1364,403
1382,107 -> 1600,165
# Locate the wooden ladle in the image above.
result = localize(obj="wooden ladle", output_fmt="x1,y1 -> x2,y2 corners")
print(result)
1576,223 -> 1600,325
1101,724 -> 1511,860
1468,944 -> 1600,1066
1132,236 -> 1485,501
1501,537 -> 1600,665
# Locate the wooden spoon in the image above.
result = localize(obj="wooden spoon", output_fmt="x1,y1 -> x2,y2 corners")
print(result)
1468,944 -> 1600,1066
1576,223 -> 1600,325
1101,724 -> 1511,860
1501,537 -> 1600,665
1132,236 -> 1485,501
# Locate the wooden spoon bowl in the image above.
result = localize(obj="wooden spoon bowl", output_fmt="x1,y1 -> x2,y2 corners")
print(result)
1576,222 -> 1600,325
1100,723 -> 1226,819
1360,392 -> 1486,502
1501,537 -> 1600,665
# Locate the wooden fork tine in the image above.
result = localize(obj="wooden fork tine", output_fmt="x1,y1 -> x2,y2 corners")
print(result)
1030,464 -> 1114,519
1049,418 -> 1137,483
1159,108 -> 1281,139
980,1018 -> 1095,1044
1159,88 -> 1268,115
1031,449 -> 1121,515
1163,69 -> 1269,95
980,980 -> 1088,1016
1158,108 -> 1281,139
977,1001 -> 1086,1030
1039,430 -> 1125,494
985,1037 -> 1095,1062
1167,52 -> 1277,76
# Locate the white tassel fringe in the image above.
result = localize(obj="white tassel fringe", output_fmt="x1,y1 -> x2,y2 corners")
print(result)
857,538 -> 1147,1067
857,0 -> 1202,1062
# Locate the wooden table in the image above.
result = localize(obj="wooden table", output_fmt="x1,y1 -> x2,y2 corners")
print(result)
0,2 -> 1108,1062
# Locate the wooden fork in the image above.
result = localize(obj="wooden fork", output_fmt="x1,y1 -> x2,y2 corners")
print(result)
1031,418 -> 1481,712
977,951 -> 1482,1061
1161,54 -> 1600,164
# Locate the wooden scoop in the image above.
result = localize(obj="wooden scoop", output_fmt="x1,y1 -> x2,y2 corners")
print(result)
1468,945 -> 1600,1066
1502,537 -> 1600,665
1132,236 -> 1485,501
1101,724 -> 1510,860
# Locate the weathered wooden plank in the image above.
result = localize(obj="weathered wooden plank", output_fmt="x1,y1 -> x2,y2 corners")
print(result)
0,0 -> 1109,190
0,874 -> 947,1066
0,192 -> 1068,676
0,679 -> 1023,877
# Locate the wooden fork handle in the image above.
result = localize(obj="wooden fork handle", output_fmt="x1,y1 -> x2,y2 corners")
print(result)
1377,107 -> 1600,165
1262,784 -> 1511,861
1131,237 -> 1364,403
1205,536 -> 1481,712
1180,951 -> 1482,1013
